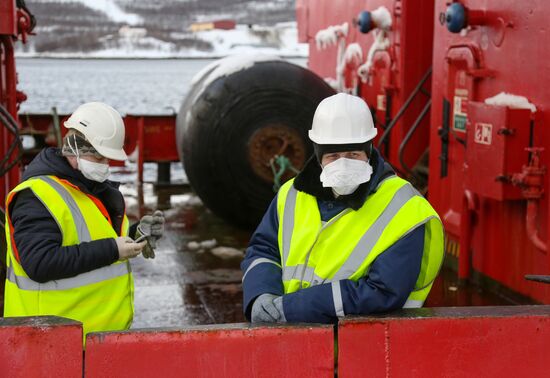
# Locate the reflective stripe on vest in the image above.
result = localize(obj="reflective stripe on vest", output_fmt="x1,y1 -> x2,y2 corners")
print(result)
39,175 -> 91,242
242,257 -> 281,282
281,185 -> 298,267
6,263 -> 129,291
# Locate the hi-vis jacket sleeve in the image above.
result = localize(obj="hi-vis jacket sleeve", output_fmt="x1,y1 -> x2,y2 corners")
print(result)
241,196 -> 285,320
281,224 -> 425,323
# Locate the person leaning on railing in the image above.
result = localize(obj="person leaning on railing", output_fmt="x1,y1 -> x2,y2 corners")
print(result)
3,102 -> 164,340
241,93 -> 445,323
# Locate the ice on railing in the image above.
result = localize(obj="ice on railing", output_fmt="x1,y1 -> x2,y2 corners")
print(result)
315,22 -> 349,50
344,43 -> 363,65
371,6 -> 392,31
355,6 -> 392,83
484,92 -> 537,112
358,30 -> 391,83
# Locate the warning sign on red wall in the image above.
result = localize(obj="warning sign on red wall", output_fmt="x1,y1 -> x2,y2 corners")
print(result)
453,88 -> 469,132
474,122 -> 493,145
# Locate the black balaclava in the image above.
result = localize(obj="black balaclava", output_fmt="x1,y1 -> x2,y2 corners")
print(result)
313,141 -> 373,163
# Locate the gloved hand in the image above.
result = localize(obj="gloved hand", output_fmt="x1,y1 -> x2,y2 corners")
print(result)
116,236 -> 147,261
136,210 -> 165,259
251,293 -> 282,323
273,296 -> 286,323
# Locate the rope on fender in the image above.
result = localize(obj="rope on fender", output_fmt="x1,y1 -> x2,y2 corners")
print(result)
270,155 -> 300,192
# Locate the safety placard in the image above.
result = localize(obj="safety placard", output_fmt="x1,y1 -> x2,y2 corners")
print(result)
474,122 -> 493,145
453,88 -> 469,132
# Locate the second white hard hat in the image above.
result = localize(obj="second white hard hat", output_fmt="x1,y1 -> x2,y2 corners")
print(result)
64,102 -> 127,161
309,93 -> 377,144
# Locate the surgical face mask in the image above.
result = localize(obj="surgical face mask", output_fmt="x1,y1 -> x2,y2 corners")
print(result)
68,135 -> 110,182
78,158 -> 110,182
320,158 -> 373,196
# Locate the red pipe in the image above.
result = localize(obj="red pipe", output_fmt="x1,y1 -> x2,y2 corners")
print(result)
458,190 -> 477,280
137,116 -> 145,183
526,200 -> 547,252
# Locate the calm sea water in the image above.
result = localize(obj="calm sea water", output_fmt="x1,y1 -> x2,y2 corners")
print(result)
16,57 -> 307,115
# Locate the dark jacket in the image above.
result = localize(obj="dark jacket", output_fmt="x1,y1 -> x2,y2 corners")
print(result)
241,149 -> 425,323
8,148 -> 133,283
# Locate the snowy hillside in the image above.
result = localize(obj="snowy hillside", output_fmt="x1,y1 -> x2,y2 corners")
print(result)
16,0 -> 307,58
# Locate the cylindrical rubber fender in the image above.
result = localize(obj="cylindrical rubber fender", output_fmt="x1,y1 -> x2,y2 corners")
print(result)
177,57 -> 335,229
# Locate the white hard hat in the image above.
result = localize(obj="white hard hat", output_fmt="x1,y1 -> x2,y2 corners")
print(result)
309,93 -> 377,144
64,102 -> 127,161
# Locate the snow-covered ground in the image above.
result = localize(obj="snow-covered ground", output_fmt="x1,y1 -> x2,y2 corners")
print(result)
69,0 -> 142,25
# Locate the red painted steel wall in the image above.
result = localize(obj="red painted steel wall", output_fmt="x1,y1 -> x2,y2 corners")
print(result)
85,323 -> 334,377
428,0 -> 550,302
339,306 -> 550,377
296,0 -> 434,174
0,316 -> 82,377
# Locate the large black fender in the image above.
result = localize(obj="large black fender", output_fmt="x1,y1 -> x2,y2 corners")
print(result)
177,57 -> 335,229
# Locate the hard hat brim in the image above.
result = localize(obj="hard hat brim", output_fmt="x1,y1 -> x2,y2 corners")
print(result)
308,128 -> 378,145
94,145 -> 128,161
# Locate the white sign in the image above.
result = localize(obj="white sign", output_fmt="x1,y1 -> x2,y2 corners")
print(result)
474,123 -> 493,145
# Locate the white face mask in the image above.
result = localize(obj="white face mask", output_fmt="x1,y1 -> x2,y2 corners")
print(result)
320,158 -> 373,196
68,135 -> 110,182
78,158 -> 110,183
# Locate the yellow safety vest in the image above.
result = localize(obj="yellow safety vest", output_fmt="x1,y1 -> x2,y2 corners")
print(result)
4,175 -> 133,340
277,176 -> 444,314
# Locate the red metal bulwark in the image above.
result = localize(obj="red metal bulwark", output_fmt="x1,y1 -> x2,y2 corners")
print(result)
428,0 -> 550,301
0,316 -> 82,378
339,306 -> 550,378
297,0 -> 434,174
85,324 -> 334,378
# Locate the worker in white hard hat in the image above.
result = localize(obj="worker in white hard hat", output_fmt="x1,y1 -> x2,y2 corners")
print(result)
3,102 -> 165,341
241,93 -> 444,323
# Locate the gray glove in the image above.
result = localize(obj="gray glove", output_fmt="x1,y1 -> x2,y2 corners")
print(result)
251,294 -> 281,323
138,210 -> 165,244
273,296 -> 286,323
136,210 -> 165,258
